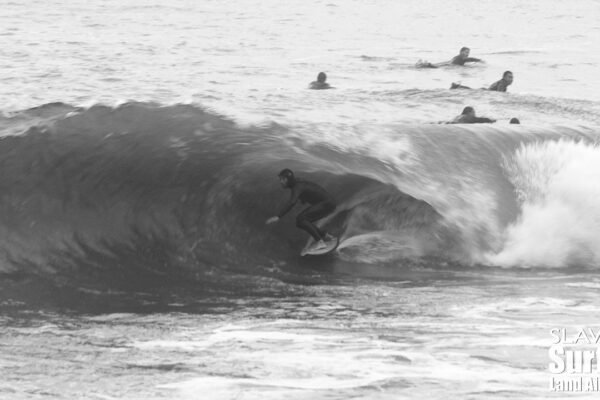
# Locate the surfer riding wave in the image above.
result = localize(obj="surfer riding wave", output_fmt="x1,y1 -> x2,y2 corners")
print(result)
266,169 -> 336,252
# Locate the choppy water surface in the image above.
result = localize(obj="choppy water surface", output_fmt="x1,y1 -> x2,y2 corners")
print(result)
3,274 -> 600,399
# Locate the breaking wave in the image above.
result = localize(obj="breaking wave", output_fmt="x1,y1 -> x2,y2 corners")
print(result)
0,102 -> 599,295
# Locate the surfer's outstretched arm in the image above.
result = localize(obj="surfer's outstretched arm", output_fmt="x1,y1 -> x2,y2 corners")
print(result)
450,47 -> 482,65
277,195 -> 298,219
266,191 -> 298,224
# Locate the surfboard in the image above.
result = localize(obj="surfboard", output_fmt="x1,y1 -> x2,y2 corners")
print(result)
415,60 -> 437,69
300,236 -> 340,256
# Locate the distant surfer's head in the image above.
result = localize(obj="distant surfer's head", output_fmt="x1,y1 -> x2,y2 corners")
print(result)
459,47 -> 470,58
317,72 -> 327,83
510,117 -> 520,124
503,71 -> 513,84
461,106 -> 475,116
278,168 -> 296,188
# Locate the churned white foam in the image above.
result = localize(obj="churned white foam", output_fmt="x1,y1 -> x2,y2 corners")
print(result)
488,140 -> 600,268
337,231 -> 425,263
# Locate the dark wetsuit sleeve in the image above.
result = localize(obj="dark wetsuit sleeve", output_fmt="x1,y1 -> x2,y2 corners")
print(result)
488,81 -> 499,91
277,189 -> 298,218
473,117 -> 494,123
464,57 -> 481,62
450,56 -> 464,65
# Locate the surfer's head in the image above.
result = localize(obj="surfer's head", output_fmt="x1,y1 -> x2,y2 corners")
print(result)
461,106 -> 475,116
503,71 -> 513,85
459,47 -> 470,58
510,117 -> 520,124
278,168 -> 296,188
317,72 -> 327,83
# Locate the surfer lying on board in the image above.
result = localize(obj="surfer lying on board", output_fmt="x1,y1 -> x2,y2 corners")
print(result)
450,71 -> 514,91
417,47 -> 483,68
266,169 -> 336,251
450,47 -> 483,66
488,71 -> 513,92
448,106 -> 496,124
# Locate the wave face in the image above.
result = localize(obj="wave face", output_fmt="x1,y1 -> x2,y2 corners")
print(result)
0,103 -> 599,292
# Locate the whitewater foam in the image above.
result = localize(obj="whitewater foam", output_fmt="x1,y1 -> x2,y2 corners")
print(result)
488,140 -> 600,268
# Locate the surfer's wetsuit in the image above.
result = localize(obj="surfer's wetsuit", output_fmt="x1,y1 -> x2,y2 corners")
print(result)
488,79 -> 510,92
449,114 -> 495,124
278,179 -> 336,241
489,71 -> 513,92
451,55 -> 481,65
309,81 -> 331,90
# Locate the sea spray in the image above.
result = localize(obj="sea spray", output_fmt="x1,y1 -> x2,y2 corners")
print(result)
487,140 -> 600,267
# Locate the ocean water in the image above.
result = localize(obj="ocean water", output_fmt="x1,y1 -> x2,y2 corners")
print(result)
1,0 -> 600,399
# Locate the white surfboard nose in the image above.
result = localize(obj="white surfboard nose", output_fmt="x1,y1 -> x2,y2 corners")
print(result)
301,236 -> 339,256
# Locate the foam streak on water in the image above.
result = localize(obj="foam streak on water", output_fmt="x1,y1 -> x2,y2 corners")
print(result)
2,277 -> 600,399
